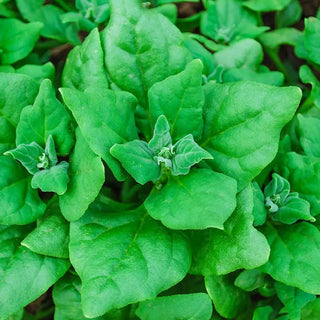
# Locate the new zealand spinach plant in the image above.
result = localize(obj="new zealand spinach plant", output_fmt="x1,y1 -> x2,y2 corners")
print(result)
1,0 -> 320,319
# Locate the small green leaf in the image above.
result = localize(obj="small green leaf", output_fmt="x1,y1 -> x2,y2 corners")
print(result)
69,203 -> 191,318
301,298 -> 320,320
60,87 -> 138,181
31,161 -> 69,195
243,0 -> 291,12
16,79 -> 74,156
252,182 -> 267,226
62,28 -> 109,91
148,115 -> 172,154
275,0 -> 302,28
59,128 -> 105,221
145,168 -> 237,230
0,247 -> 70,318
22,199 -> 69,259
261,222 -> 320,294
205,273 -> 250,319
4,142 -> 44,174
0,156 -> 45,225
252,306 -> 273,320
274,282 -> 316,320
148,59 -> 204,141
304,17 -> 320,65
136,293 -> 213,320
0,19 -> 42,64
44,134 -> 58,167
235,269 -> 268,292
111,140 -> 160,185
172,134 -> 212,175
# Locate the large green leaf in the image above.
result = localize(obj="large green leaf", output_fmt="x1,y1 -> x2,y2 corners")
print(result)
205,274 -> 250,319
22,199 -> 69,258
69,202 -> 191,318
60,87 -> 138,181
62,28 -> 109,91
59,128 -> 105,221
0,156 -> 45,225
201,81 -> 301,190
136,293 -> 213,320
0,19 -> 42,64
0,246 -> 70,318
261,222 -> 320,294
0,73 -> 38,154
274,282 -> 316,320
148,59 -> 204,141
102,0 -> 191,108
191,185 -> 270,275
145,168 -> 237,230
16,79 -> 74,156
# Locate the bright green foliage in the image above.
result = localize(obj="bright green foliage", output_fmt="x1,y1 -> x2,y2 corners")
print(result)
191,185 -> 270,275
0,156 -> 45,225
252,182 -> 267,226
303,17 -> 320,65
69,199 -> 191,318
264,173 -> 314,224
252,306 -> 273,320
145,168 -> 237,230
205,273 -> 250,319
275,0 -> 302,28
235,269 -> 268,292
0,73 -> 38,154
301,299 -> 320,320
0,19 -> 42,64
274,282 -> 316,320
243,0 -> 291,12
148,59 -> 204,141
261,222 -> 320,294
200,0 -> 268,44
136,293 -> 213,320
16,79 -> 74,156
201,81 -> 301,190
22,199 -> 69,258
59,128 -> 105,221
0,246 -> 70,317
16,0 -> 79,44
60,87 -> 138,181
102,0 -> 191,107
62,28 -> 109,91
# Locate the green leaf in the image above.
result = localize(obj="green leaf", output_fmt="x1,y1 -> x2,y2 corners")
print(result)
201,81 -> 301,190
16,0 -> 79,44
0,19 -> 42,64
148,59 -> 204,141
0,246 -> 69,318
4,142 -> 44,174
148,115 -> 172,154
298,114 -> 320,157
136,293 -> 213,320
252,306 -> 273,320
261,222 -> 320,294
172,135 -> 212,175
145,168 -> 237,230
243,0 -> 291,12
0,73 -> 39,154
279,152 -> 320,215
59,128 -> 105,221
275,0 -> 302,28
62,28 -> 109,92
69,203 -> 191,318
111,140 -> 160,185
205,273 -> 250,319
16,79 -> 74,156
303,17 -> 320,65
60,87 -> 138,181
252,182 -> 267,226
53,273 -> 122,320
299,65 -> 320,110
22,199 -> 69,258
200,0 -> 268,43
191,185 -> 270,275
301,298 -> 320,320
234,269 -> 268,292
0,156 -> 45,225
31,161 -> 69,195
274,282 -> 316,320
16,62 -> 55,84
0,224 -> 33,278
102,0 -> 191,108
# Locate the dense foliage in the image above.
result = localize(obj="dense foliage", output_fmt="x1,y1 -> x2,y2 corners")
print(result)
1,0 -> 320,319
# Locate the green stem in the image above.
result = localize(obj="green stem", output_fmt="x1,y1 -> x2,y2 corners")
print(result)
267,50 -> 294,84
